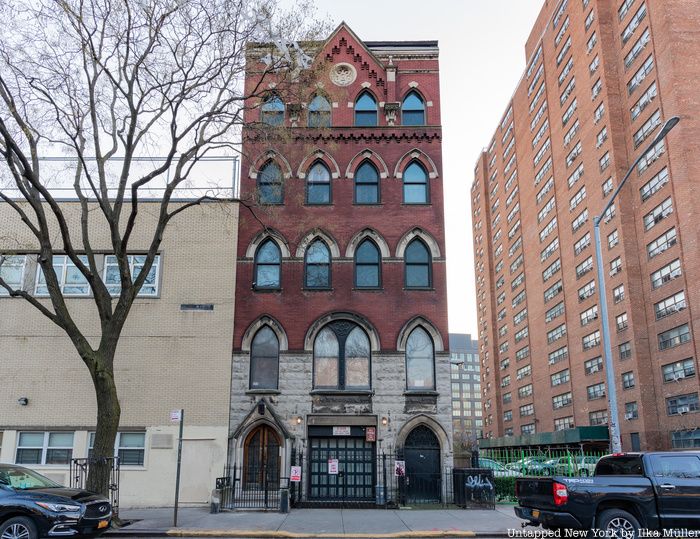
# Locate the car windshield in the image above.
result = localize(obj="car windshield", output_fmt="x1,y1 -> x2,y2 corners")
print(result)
0,466 -> 62,490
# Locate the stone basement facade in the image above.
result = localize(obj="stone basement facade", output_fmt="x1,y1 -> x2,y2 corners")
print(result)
229,24 -> 451,504
472,0 -> 700,451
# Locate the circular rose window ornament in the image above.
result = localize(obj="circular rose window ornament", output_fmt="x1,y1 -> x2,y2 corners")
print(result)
330,62 -> 357,87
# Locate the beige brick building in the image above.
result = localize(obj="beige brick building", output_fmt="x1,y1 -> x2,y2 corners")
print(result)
472,0 -> 699,451
0,200 -> 238,507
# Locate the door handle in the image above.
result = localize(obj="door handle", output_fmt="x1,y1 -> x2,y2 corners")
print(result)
659,484 -> 676,489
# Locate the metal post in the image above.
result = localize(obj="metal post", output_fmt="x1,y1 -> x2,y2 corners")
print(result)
173,409 -> 184,527
594,219 -> 623,453
591,116 -> 680,454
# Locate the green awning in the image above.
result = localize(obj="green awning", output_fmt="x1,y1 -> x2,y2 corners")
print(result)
478,426 -> 609,449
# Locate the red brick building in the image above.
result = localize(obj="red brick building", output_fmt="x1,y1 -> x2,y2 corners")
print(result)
472,0 -> 699,451
228,24 -> 452,504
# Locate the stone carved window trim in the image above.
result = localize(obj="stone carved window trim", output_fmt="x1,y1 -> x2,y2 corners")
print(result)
295,229 -> 341,259
303,311 -> 380,353
344,228 -> 390,259
249,150 -> 293,181
393,149 -> 439,180
241,315 -> 289,352
345,149 -> 390,180
245,229 -> 291,259
396,227 -> 442,258
396,316 -> 445,352
296,149 -> 341,180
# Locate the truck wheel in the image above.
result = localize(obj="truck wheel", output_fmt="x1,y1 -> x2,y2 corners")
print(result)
596,509 -> 640,539
0,516 -> 39,539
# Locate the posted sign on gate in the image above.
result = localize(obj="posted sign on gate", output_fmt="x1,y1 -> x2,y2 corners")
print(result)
290,466 -> 302,482
365,427 -> 376,442
328,459 -> 339,474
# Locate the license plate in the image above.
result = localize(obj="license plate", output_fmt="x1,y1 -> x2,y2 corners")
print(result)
97,520 -> 109,529
532,510 -> 540,519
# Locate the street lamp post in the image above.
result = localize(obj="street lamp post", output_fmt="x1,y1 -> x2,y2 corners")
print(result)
593,116 -> 679,453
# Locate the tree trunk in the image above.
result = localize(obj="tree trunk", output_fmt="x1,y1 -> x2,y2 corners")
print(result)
86,358 -> 121,496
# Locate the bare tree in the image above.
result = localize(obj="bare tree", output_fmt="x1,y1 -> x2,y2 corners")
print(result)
0,0 -> 327,495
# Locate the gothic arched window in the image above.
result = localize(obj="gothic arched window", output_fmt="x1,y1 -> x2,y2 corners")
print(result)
250,326 -> 279,390
254,239 -> 281,289
355,91 -> 378,127
406,327 -> 435,390
314,322 -> 370,389
402,91 -> 425,125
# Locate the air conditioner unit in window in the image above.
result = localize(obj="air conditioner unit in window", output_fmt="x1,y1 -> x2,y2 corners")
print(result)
590,366 -> 600,373
624,412 -> 634,420
677,405 -> 690,415
673,373 -> 684,382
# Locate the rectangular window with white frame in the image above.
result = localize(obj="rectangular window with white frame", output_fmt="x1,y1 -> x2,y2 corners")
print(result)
104,255 -> 161,297
36,255 -> 90,296
0,254 -> 27,295
89,432 -> 146,466
16,431 -> 74,465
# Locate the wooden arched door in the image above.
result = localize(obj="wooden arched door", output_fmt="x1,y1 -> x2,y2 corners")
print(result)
243,425 -> 281,490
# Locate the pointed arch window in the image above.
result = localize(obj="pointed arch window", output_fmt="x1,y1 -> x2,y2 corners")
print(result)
258,161 -> 283,204
250,326 -> 279,390
314,322 -> 370,390
354,161 -> 379,204
402,91 -> 425,125
254,239 -> 281,289
355,91 -> 378,126
405,239 -> 432,288
308,94 -> 331,128
306,162 -> 331,204
406,327 -> 435,390
305,240 -> 331,289
261,95 -> 285,126
403,161 -> 429,204
355,239 -> 381,288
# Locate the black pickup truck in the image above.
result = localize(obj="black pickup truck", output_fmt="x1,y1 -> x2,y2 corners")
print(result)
515,452 -> 700,535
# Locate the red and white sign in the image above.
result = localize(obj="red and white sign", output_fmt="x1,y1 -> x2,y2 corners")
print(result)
394,460 -> 406,477
290,466 -> 302,482
328,459 -> 339,475
365,427 -> 376,442
170,410 -> 182,422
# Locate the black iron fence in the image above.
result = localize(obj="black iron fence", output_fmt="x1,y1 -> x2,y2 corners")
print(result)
218,465 -> 286,510
216,452 -> 495,510
70,457 -> 120,516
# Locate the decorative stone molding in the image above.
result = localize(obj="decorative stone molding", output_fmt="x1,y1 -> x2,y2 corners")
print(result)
393,148 -> 440,179
304,311 -> 381,352
384,102 -> 400,126
344,228 -> 391,259
395,414 -> 450,452
249,150 -> 293,180
344,149 -> 390,179
287,103 -> 302,127
295,229 -> 341,258
396,316 -> 444,352
241,315 -> 289,352
296,149 -> 341,180
408,81 -> 419,88
330,62 -> 357,87
245,228 -> 291,259
395,228 -> 441,258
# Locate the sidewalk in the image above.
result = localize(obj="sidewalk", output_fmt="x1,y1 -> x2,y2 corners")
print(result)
108,505 -> 523,537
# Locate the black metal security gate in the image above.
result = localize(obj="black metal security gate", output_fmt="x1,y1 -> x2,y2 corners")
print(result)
308,435 -> 375,502
403,425 -> 441,504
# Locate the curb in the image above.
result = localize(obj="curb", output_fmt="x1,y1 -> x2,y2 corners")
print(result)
106,529 -> 511,538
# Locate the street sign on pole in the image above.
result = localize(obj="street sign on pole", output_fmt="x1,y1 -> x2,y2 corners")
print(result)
172,409 -> 184,527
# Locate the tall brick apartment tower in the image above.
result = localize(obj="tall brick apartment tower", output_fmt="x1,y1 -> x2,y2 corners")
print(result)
472,0 -> 699,451
229,24 -> 451,504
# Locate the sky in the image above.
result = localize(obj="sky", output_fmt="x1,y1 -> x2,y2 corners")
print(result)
296,0 -> 545,336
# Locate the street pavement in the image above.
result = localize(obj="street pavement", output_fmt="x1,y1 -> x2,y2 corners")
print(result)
107,505 -> 523,538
